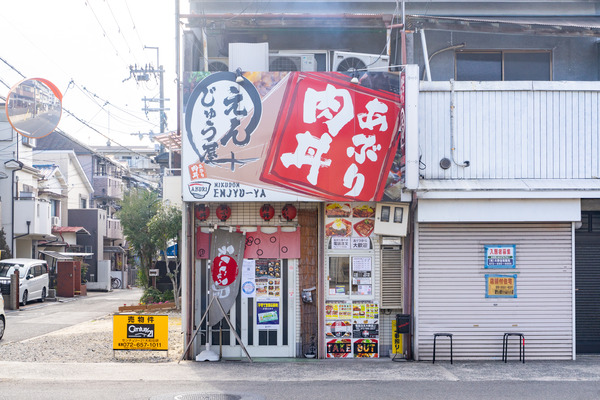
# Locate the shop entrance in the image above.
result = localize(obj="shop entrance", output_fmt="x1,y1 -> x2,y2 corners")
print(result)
575,212 -> 600,353
208,259 -> 297,358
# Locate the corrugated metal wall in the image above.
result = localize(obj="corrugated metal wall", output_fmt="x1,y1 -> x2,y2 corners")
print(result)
419,82 -> 600,180
416,222 -> 573,361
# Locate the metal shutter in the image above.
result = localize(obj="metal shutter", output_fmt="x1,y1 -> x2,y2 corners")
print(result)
380,241 -> 403,309
416,222 -> 573,361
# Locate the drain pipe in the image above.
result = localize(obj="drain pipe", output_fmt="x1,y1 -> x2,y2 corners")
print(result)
419,29 -> 432,81
450,80 -> 470,168
422,43 -> 466,81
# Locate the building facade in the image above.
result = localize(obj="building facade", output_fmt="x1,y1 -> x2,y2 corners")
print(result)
180,0 -> 600,361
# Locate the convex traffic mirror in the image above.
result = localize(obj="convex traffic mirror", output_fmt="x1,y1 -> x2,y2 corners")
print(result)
5,78 -> 62,139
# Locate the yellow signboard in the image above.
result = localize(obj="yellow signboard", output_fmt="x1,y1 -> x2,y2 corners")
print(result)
391,321 -> 403,354
113,314 -> 169,351
485,274 -> 517,298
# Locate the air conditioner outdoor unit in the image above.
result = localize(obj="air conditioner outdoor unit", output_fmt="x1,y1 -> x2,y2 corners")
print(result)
269,53 -> 317,72
51,216 -> 60,227
207,57 -> 229,72
332,51 -> 389,72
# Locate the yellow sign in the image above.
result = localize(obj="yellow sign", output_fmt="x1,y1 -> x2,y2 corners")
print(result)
391,321 -> 403,354
485,274 -> 517,298
113,314 -> 169,351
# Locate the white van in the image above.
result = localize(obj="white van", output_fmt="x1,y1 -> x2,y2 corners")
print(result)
0,258 -> 50,305
0,294 -> 5,340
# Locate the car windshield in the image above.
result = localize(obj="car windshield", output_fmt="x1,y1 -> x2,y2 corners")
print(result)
0,263 -> 25,277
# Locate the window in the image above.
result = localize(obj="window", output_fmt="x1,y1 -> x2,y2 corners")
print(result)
456,51 -> 551,81
51,199 -> 60,217
328,255 -> 372,297
80,198 -> 87,208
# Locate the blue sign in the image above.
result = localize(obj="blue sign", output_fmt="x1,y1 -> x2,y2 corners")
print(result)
484,245 -> 516,268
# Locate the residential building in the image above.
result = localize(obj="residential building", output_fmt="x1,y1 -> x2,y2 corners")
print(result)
179,0 -> 600,362
35,132 -> 128,284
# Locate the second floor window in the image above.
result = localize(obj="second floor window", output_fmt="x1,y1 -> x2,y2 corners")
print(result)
456,50 -> 552,81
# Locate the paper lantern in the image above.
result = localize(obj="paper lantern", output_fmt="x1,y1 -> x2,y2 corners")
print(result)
216,204 -> 231,221
195,204 -> 210,221
281,203 -> 297,221
260,204 -> 275,221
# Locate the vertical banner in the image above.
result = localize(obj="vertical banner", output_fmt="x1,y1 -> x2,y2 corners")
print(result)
208,230 -> 246,326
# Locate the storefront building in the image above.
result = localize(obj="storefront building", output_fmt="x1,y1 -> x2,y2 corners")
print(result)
180,67 -> 419,359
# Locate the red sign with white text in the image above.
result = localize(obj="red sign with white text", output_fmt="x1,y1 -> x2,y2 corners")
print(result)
183,71 -> 405,202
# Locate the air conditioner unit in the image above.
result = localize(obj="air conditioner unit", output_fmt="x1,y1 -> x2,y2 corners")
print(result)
51,216 -> 60,227
207,57 -> 229,72
269,53 -> 317,72
332,51 -> 389,72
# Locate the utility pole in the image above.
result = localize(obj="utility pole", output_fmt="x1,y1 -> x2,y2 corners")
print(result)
123,46 -> 170,134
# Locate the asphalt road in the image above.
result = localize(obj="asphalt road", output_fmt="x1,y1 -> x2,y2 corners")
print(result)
1,287 -> 142,343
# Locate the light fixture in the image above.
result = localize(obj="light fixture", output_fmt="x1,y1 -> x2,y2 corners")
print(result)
235,67 -> 244,83
350,70 -> 360,84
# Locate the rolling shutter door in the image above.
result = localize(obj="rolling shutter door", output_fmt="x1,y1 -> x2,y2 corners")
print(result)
416,223 -> 573,361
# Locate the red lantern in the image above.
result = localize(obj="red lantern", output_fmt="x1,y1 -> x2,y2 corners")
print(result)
216,204 -> 231,221
281,203 -> 297,221
195,204 -> 210,221
260,204 -> 275,221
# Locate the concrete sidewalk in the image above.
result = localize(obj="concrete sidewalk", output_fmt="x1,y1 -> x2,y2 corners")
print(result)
1,356 -> 599,383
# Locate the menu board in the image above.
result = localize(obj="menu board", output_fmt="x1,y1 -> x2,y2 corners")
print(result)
254,259 -> 281,298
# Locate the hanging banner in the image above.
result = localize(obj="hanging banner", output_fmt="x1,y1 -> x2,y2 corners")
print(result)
208,229 -> 246,326
183,71 -> 406,203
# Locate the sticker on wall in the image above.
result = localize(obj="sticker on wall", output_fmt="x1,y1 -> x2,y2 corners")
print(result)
326,338 -> 353,358
484,245 -> 516,268
353,338 -> 379,358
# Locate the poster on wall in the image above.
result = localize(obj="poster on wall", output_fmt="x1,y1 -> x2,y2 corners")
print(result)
256,300 -> 280,329
241,259 -> 256,298
182,71 -> 406,203
325,202 -> 375,251
254,259 -> 281,298
484,245 -> 516,268
485,274 -> 517,298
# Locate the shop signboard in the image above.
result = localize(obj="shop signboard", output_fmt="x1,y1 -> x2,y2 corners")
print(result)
485,274 -> 517,298
484,245 -> 516,268
183,71 -> 406,203
113,314 -> 168,351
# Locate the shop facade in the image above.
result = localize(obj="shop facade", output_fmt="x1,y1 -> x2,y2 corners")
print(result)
180,68 -> 419,359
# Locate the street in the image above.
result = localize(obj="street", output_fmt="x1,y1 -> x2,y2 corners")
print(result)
1,288 -> 142,343
1,288 -> 600,399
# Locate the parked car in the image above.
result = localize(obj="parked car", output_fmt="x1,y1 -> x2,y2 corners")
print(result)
0,258 -> 49,305
0,294 -> 5,340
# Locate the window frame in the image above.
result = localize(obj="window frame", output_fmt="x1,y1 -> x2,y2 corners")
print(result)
455,49 -> 553,81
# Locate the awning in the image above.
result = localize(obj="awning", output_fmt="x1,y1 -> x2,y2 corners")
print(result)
39,251 -> 93,260
407,15 -> 600,37
104,246 -> 125,253
418,179 -> 600,199
52,226 -> 91,235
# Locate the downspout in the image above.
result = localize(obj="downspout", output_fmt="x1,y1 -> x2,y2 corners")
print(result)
419,29 -> 432,81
